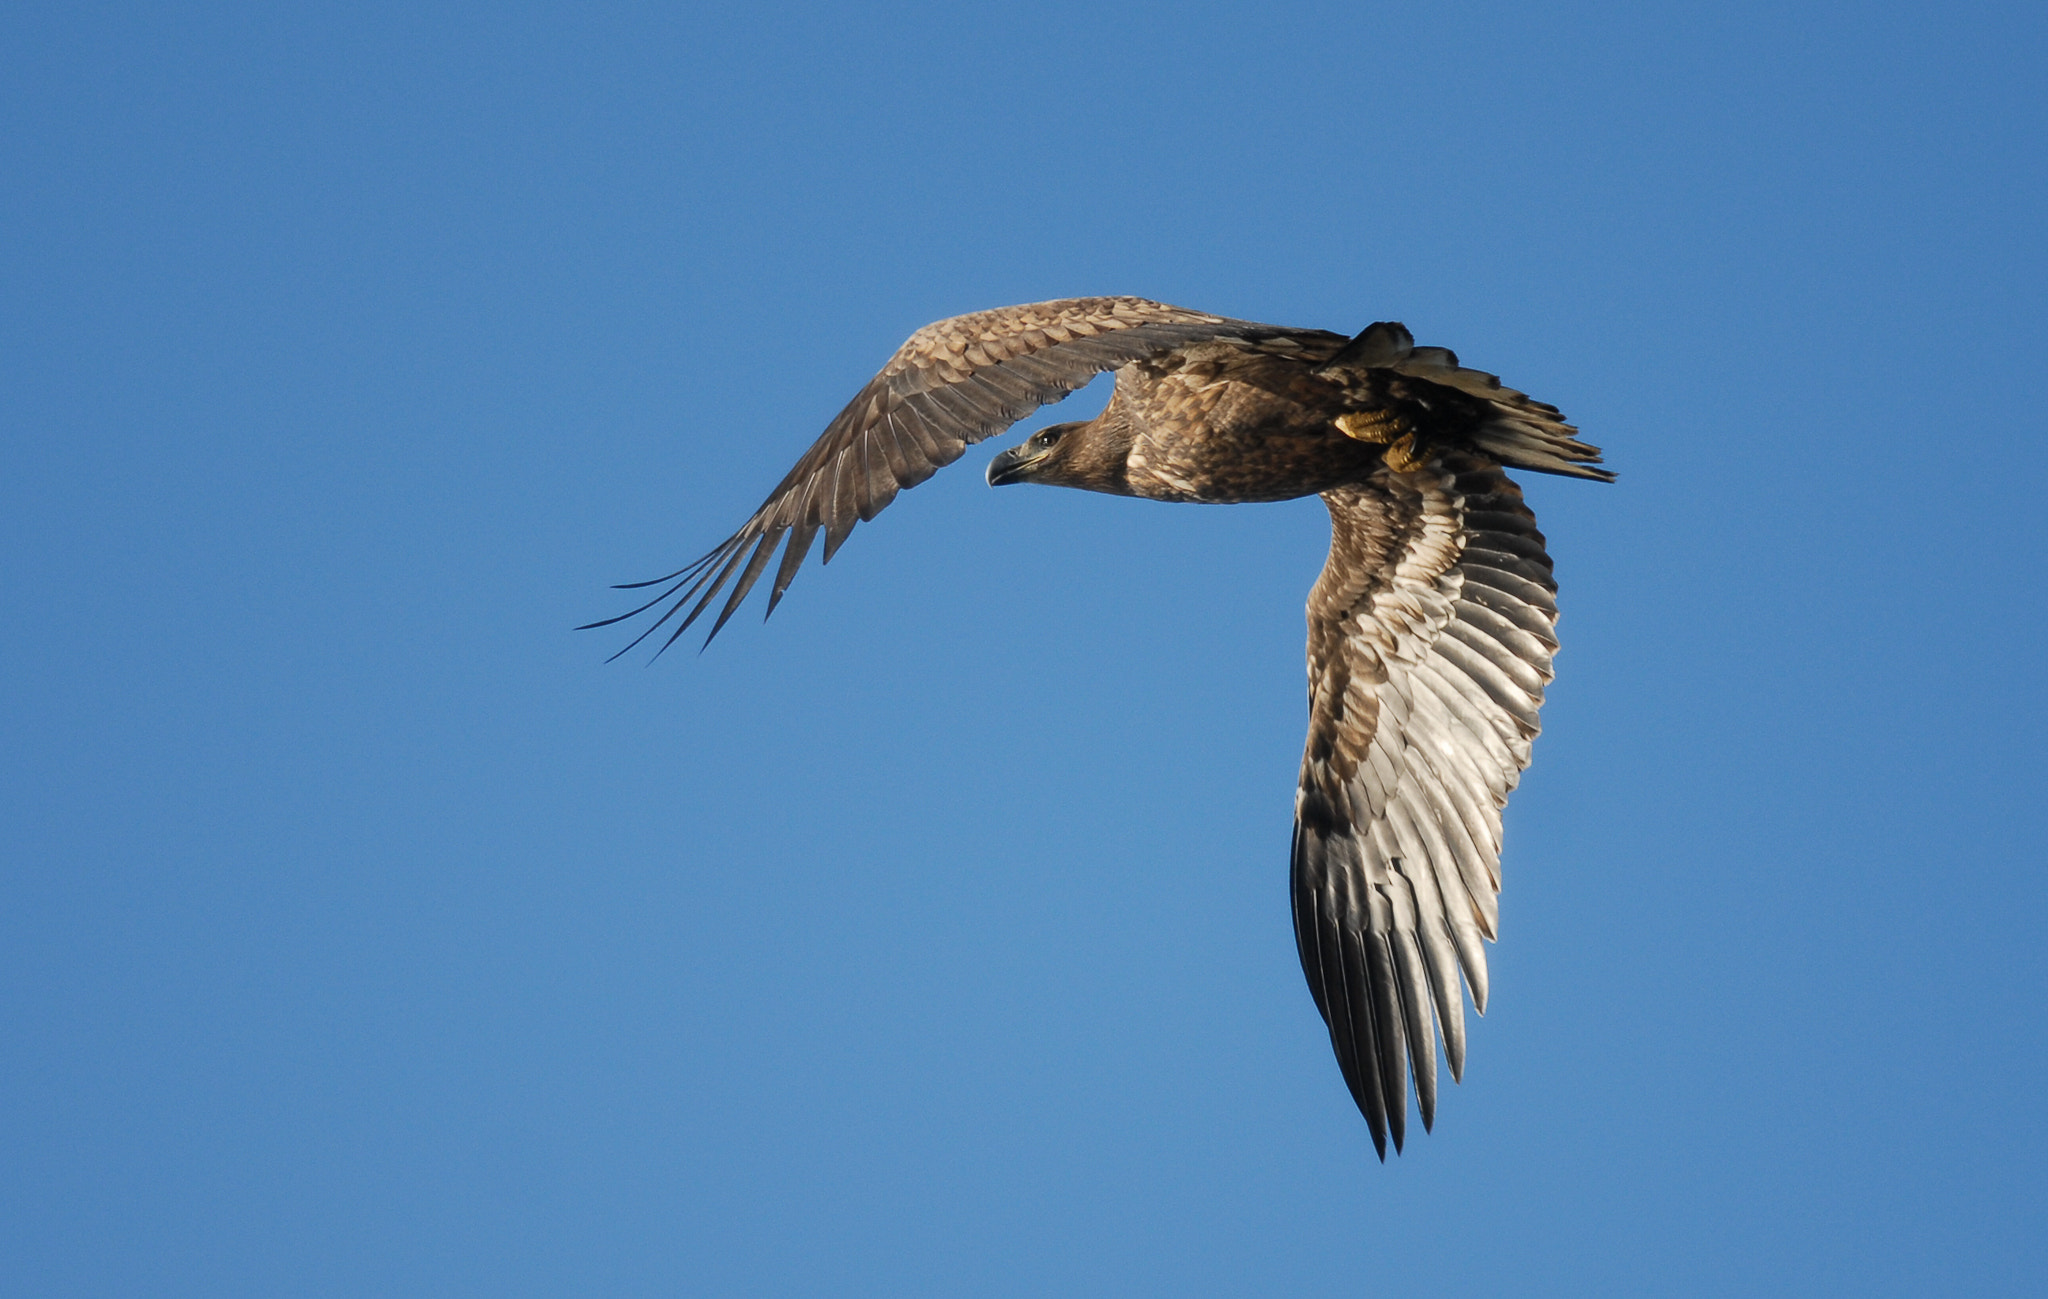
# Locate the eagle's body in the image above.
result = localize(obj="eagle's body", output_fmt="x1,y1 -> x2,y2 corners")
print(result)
592,298 -> 1611,1159
1084,342 -> 1387,501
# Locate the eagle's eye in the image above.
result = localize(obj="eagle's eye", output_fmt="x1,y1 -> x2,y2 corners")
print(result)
1034,429 -> 1062,449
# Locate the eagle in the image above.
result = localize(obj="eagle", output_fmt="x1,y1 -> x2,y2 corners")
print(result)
588,297 -> 1612,1158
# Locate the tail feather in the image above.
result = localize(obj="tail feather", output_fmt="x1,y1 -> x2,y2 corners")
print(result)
1322,322 -> 1614,483
1464,416 -> 1614,482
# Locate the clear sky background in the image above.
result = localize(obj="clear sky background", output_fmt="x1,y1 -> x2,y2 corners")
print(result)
5,2 -> 2044,1295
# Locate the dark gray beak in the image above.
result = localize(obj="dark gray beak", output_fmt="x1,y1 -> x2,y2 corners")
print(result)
986,445 -> 1029,487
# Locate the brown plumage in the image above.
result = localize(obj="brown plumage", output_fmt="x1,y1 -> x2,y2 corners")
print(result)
587,297 -> 1612,1159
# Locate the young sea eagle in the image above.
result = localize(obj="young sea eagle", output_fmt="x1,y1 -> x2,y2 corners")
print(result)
588,297 -> 1612,1159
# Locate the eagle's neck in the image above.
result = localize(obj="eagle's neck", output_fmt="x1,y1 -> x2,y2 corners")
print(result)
1060,403 -> 1139,497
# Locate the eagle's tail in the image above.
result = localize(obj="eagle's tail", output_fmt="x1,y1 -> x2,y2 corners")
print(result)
1323,322 -> 1616,483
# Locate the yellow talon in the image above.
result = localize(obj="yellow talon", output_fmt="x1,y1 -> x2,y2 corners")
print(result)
1383,433 -> 1429,473
1338,411 -> 1430,471
1335,410 -> 1405,444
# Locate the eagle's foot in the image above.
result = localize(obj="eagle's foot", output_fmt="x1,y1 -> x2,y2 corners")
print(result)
1335,410 -> 1406,444
1383,433 -> 1429,473
1338,411 -> 1431,471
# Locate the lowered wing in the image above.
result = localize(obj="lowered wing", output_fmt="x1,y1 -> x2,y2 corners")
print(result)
1293,452 -> 1569,1157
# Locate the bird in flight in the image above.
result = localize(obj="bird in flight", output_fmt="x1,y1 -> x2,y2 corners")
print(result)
587,297 -> 1611,1158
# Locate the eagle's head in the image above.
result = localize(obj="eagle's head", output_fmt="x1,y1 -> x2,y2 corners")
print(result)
986,416 -> 1134,496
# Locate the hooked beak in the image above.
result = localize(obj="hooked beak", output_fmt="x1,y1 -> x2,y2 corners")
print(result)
986,444 -> 1032,487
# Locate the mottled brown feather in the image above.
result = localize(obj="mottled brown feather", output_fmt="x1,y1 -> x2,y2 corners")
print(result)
591,297 -> 1326,654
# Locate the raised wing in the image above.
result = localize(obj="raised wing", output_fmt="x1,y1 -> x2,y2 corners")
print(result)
587,297 -> 1305,655
1292,452 -> 1565,1158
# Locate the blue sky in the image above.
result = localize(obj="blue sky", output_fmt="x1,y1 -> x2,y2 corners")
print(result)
4,2 -> 2044,1294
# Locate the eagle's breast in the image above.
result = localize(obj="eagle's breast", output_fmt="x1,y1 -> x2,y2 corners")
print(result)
1119,362 -> 1385,504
